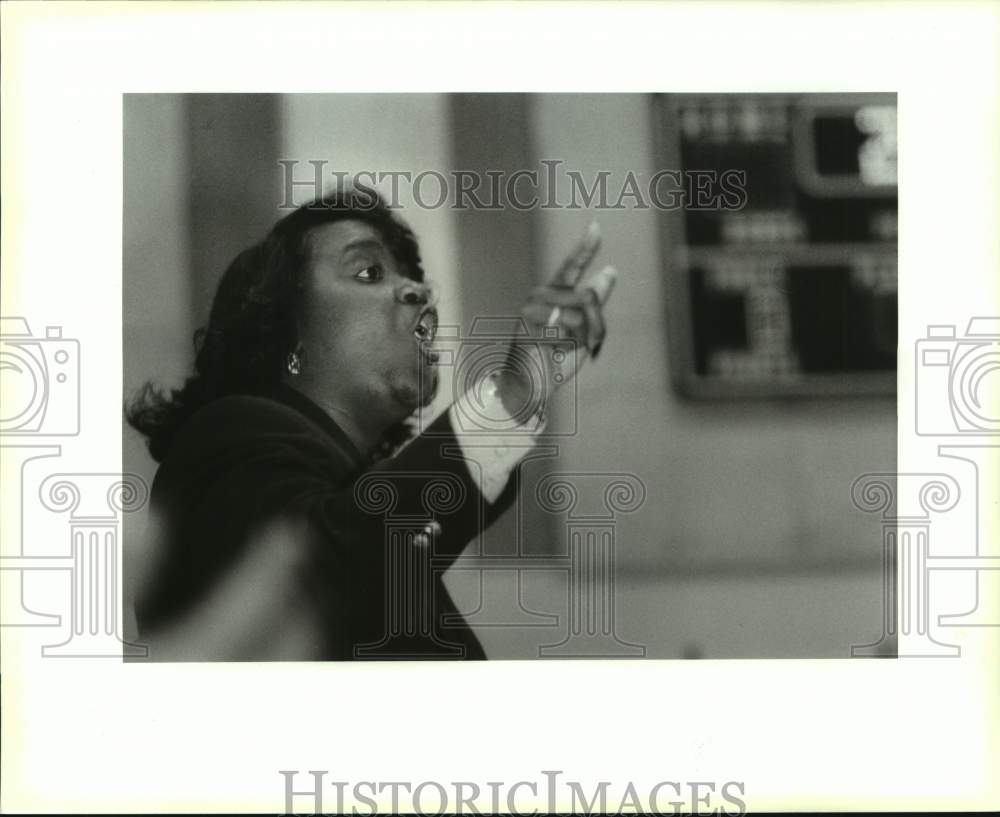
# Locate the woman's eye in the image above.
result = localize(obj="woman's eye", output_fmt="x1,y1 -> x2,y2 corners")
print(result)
355,265 -> 383,282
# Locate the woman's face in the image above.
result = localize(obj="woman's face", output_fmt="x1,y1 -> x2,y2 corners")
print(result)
295,219 -> 439,428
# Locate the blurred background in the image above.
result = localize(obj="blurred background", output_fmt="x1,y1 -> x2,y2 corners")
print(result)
124,93 -> 897,659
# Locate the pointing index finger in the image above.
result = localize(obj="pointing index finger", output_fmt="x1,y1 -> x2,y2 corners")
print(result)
549,220 -> 602,288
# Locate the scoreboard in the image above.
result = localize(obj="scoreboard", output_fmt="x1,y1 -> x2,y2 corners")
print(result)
655,93 -> 897,398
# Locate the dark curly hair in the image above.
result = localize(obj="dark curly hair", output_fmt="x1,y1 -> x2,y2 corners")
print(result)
126,187 -> 426,463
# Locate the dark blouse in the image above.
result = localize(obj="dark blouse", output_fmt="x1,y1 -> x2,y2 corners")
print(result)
136,385 -> 517,660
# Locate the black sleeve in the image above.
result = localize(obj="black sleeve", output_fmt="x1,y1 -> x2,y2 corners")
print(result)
140,396 -> 519,637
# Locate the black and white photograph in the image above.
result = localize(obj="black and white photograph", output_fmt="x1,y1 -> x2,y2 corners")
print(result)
3,2 -> 997,815
122,92 -> 898,661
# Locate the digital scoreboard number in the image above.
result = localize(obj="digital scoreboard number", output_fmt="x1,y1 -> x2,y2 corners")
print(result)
655,93 -> 897,398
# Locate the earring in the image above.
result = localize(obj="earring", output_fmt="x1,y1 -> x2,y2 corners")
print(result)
286,347 -> 302,376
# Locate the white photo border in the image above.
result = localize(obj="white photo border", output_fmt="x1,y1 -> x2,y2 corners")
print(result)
2,1 -> 998,813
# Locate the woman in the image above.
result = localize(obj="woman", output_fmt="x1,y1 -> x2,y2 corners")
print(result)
127,187 -> 616,660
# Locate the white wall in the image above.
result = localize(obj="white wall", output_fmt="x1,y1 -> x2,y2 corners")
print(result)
447,570 -> 888,659
531,94 -> 896,569
518,94 -> 894,657
123,95 -> 195,640
123,95 -> 194,491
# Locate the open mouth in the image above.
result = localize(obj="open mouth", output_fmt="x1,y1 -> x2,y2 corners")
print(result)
413,306 -> 440,366
413,307 -> 438,344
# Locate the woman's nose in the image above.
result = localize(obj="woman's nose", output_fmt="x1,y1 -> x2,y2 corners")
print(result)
394,280 -> 435,307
